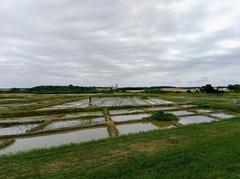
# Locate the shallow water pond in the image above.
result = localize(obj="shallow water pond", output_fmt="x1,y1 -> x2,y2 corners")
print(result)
196,109 -> 212,113
169,110 -> 194,116
209,113 -> 234,119
148,98 -> 174,105
61,112 -> 103,119
116,122 -> 159,135
145,106 -> 179,112
0,120 -> 174,154
38,99 -> 89,110
112,113 -> 150,122
0,127 -> 109,155
120,98 -> 134,106
110,109 -> 145,115
44,117 -> 105,130
179,115 -> 217,125
0,116 -> 47,125
0,124 -> 38,136
39,97 -> 174,110
133,98 -> 150,105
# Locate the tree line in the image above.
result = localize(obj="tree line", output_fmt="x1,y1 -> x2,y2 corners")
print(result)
0,84 -> 239,94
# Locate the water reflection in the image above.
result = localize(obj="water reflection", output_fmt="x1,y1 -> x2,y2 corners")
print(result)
168,111 -> 194,116
0,119 -> 174,154
112,114 -> 150,122
0,124 -> 38,136
209,113 -> 234,119
116,123 -> 158,135
179,115 -> 217,125
44,117 -> 105,130
0,127 -> 109,155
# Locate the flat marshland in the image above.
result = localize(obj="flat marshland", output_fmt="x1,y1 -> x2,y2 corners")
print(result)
0,92 -> 239,178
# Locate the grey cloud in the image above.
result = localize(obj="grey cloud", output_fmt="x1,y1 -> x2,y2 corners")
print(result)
0,0 -> 240,87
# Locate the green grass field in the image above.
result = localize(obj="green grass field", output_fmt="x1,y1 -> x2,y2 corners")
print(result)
0,92 -> 239,178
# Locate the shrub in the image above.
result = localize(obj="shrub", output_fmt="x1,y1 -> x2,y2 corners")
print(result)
149,111 -> 179,121
228,84 -> 240,91
200,84 -> 219,93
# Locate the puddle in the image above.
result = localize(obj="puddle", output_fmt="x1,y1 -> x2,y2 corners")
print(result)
110,109 -> 145,115
44,117 -> 105,130
196,109 -> 212,113
112,113 -> 150,122
0,124 -> 38,136
116,122 -> 159,135
209,113 -> 234,119
179,115 -> 217,125
169,110 -> 194,116
0,127 -> 109,155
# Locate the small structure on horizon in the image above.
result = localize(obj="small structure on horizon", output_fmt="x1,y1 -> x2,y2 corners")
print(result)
111,84 -> 119,90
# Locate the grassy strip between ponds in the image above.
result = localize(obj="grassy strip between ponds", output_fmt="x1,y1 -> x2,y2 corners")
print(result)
0,118 -> 240,178
0,139 -> 15,150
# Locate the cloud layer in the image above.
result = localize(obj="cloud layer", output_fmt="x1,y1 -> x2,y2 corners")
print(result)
0,0 -> 240,87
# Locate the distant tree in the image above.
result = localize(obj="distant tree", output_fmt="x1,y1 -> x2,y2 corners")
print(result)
9,88 -> 21,93
200,84 -> 218,93
25,85 -> 98,94
186,90 -> 192,93
228,84 -> 240,91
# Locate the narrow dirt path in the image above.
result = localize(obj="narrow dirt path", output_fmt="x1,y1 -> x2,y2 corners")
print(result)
103,108 -> 119,137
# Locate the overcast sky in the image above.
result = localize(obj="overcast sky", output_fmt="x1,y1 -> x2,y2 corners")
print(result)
0,0 -> 240,87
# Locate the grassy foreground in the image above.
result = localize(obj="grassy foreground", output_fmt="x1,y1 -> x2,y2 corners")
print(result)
0,117 -> 239,178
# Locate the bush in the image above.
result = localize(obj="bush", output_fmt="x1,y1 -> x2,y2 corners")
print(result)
149,111 -> 179,121
228,84 -> 240,91
200,84 -> 219,93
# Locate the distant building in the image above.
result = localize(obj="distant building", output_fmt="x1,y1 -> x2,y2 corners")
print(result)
216,87 -> 230,92
111,84 -> 119,90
